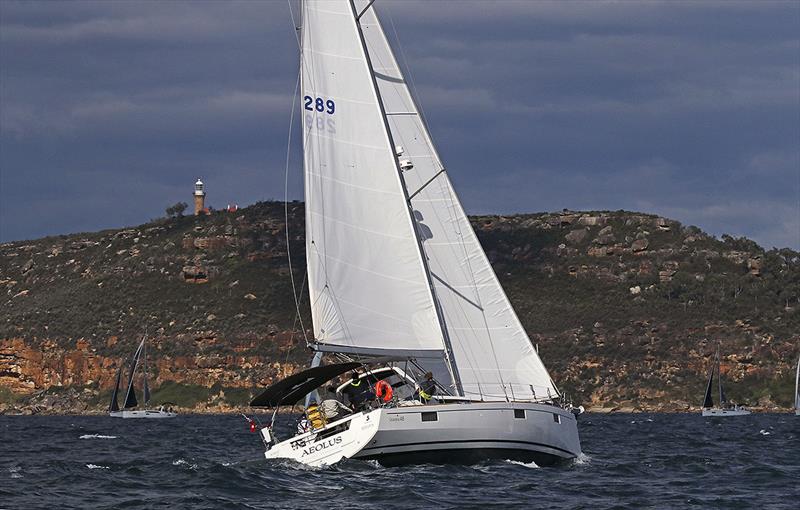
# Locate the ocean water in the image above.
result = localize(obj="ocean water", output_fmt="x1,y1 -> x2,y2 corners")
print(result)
1,413 -> 798,509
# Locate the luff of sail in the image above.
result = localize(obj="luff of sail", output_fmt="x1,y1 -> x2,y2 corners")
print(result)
122,339 -> 145,409
109,367 -> 123,413
301,0 -> 445,357
356,0 -> 557,401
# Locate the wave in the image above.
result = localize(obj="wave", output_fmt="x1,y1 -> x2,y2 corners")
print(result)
79,434 -> 117,440
86,464 -> 110,470
505,459 -> 540,469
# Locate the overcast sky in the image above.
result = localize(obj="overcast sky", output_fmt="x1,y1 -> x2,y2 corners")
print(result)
1,0 -> 798,249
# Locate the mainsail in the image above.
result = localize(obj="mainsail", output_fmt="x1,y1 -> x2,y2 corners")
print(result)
301,0 -> 445,358
301,0 -> 558,401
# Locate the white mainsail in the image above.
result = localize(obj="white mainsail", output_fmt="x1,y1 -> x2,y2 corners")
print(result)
301,0 -> 445,357
357,1 -> 557,401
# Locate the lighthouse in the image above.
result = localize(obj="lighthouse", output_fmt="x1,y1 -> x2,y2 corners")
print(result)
193,178 -> 206,215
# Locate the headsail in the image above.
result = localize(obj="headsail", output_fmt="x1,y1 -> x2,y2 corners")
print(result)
123,339 -> 145,409
702,355 -> 715,408
795,354 -> 799,411
301,0 -> 445,358
109,367 -> 122,413
356,1 -> 557,401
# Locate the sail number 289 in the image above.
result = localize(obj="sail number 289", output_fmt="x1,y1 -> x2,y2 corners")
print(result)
304,96 -> 335,114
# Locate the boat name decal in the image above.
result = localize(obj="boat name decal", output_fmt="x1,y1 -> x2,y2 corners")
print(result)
301,436 -> 342,457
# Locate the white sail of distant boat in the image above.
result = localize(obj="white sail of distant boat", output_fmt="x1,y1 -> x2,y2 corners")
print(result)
248,0 -> 581,467
701,344 -> 750,417
795,354 -> 799,416
109,337 -> 176,419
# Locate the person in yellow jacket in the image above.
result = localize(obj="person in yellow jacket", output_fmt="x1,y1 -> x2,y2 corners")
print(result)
414,372 -> 437,403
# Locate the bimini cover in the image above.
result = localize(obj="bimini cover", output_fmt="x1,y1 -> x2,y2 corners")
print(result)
249,362 -> 362,407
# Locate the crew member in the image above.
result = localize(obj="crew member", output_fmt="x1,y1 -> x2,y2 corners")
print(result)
415,372 -> 437,403
341,372 -> 372,410
319,398 -> 352,422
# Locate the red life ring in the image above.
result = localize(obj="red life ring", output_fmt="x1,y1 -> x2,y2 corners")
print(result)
375,380 -> 393,402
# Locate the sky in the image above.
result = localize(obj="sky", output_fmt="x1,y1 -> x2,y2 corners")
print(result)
1,0 -> 798,249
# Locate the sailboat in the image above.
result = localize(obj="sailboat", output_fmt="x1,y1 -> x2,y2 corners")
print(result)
794,354 -> 799,416
249,0 -> 581,467
701,344 -> 750,417
109,336 -> 176,419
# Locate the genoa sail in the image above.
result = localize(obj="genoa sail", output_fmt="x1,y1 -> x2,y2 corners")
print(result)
356,0 -> 557,401
795,354 -> 799,412
300,0 -> 445,357
702,360 -> 715,408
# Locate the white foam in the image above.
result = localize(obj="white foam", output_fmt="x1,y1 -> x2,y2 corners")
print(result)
759,429 -> 771,436
86,464 -> 109,469
573,452 -> 592,465
173,459 -> 198,470
79,434 -> 117,440
506,459 -> 540,469
9,466 -> 22,479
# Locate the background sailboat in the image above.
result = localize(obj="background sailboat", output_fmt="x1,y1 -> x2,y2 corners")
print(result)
701,345 -> 750,417
109,337 -> 176,419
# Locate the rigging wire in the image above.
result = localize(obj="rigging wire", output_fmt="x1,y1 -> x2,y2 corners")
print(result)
283,1 -> 308,346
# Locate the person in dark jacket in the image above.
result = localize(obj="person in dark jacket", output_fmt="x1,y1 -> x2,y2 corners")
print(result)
415,372 -> 437,403
341,372 -> 372,410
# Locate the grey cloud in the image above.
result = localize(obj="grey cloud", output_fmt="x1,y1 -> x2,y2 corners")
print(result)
1,0 -> 798,250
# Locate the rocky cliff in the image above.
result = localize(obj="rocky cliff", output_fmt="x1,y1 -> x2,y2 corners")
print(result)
1,202 -> 798,414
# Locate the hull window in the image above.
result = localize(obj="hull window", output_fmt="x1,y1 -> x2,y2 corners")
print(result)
514,409 -> 526,419
421,412 -> 438,422
552,413 -> 561,424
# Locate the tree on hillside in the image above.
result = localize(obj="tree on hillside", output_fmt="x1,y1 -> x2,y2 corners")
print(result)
166,202 -> 188,218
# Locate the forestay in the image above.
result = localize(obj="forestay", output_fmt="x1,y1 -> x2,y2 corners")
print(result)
356,0 -> 558,400
301,0 -> 445,357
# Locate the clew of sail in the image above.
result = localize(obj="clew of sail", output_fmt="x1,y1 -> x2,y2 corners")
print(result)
301,0 -> 445,358
356,1 -> 557,401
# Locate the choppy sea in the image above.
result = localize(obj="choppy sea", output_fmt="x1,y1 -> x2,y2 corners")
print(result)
1,413 -> 798,509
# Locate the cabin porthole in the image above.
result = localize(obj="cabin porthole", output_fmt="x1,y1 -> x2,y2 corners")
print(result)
514,409 -> 526,419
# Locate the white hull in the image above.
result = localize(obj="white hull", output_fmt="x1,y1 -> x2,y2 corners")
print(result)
263,402 -> 580,467
109,409 -> 177,419
702,407 -> 750,417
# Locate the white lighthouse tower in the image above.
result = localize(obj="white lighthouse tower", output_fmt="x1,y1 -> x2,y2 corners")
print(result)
193,178 -> 206,215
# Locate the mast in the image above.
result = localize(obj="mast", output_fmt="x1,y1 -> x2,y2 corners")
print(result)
347,0 -> 462,395
142,335 -> 151,405
716,345 -> 724,406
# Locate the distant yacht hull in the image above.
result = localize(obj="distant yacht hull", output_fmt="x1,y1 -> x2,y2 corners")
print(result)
110,409 -> 177,419
263,402 -> 580,467
702,406 -> 750,417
